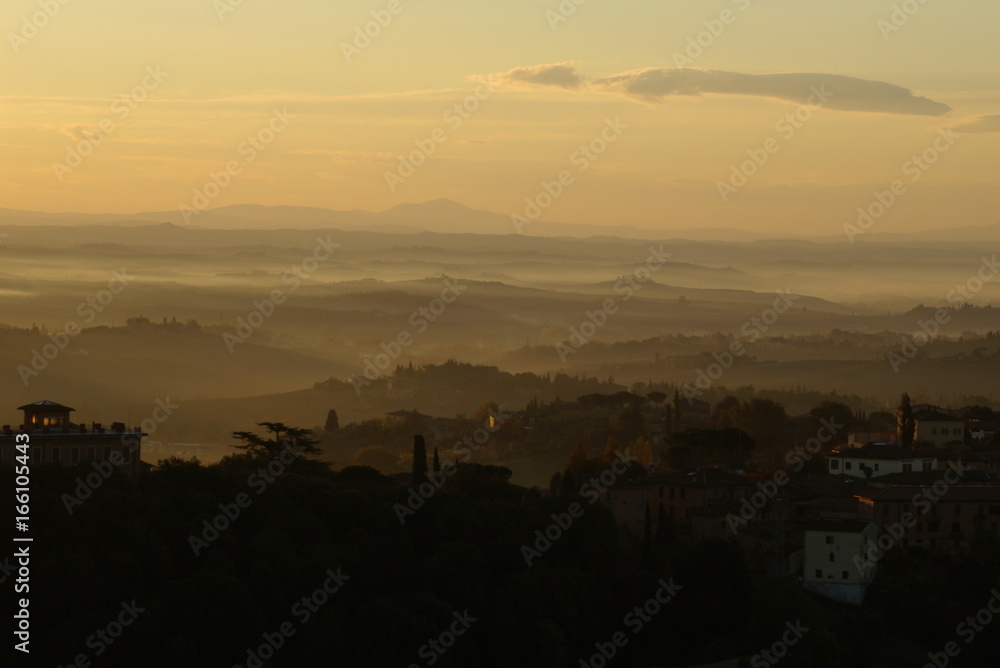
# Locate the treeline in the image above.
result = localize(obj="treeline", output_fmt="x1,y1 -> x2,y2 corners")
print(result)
7,446 -> 1000,666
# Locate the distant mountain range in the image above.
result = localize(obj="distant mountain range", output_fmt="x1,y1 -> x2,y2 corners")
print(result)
1,199 -> 997,243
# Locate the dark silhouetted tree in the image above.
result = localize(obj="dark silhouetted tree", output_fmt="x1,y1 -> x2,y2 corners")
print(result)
433,447 -> 441,473
324,408 -> 340,432
231,422 -> 320,459
412,434 -> 428,480
897,393 -> 915,446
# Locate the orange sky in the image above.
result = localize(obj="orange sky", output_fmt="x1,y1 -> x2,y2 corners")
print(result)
2,0 -> 998,234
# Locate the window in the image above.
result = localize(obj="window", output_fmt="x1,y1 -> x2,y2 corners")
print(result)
873,463 -> 880,471
883,505 -> 890,517
680,488 -> 686,499
830,460 -> 840,470
955,505 -> 961,516
990,506 -> 1000,516
51,447 -> 60,463
670,487 -> 675,499
815,569 -> 822,578
825,536 -> 834,544
842,571 -> 849,580
122,448 -> 131,463
71,447 -> 79,464
658,486 -> 664,498
952,523 -> 961,534
845,462 -> 853,470
932,428 -> 938,435
829,553 -> 835,562
87,446 -> 96,460
954,429 -> 962,436
903,463 -> 913,473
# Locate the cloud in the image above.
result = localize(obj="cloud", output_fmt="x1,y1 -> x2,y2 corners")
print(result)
488,62 -> 584,90
486,63 -> 951,116
59,124 -> 100,141
952,113 -> 1000,133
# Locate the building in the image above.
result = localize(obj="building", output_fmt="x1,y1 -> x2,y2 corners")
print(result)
857,486 -> 1000,553
846,431 -> 896,447
802,519 -> 878,605
0,400 -> 144,478
385,409 -> 433,425
827,443 -> 937,478
605,467 -> 753,535
913,407 -> 965,446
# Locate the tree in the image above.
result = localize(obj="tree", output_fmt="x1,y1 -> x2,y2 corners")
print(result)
412,434 -> 428,481
433,447 -> 441,473
231,422 -> 320,459
642,502 -> 653,555
324,408 -> 340,432
897,393 -> 915,446
731,399 -> 789,452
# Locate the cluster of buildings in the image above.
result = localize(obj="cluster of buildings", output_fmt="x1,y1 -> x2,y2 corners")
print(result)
602,406 -> 1000,605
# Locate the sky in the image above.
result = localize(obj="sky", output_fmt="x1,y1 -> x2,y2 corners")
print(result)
2,0 -> 998,234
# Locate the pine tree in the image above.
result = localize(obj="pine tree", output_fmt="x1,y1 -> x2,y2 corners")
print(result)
433,447 -> 441,473
897,393 -> 915,446
412,434 -> 428,481
324,409 -> 339,432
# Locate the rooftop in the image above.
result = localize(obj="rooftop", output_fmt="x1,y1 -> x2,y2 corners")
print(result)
860,486 -> 1000,502
830,443 -> 938,461
17,400 -> 75,412
804,518 -> 873,534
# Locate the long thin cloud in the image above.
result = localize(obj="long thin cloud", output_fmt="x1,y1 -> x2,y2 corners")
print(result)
488,63 -> 951,116
953,113 -> 1000,133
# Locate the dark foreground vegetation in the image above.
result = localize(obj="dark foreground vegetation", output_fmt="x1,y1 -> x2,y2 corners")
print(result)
4,444 -> 1000,667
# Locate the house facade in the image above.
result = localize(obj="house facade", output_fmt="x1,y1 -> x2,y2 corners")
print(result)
0,401 -> 144,478
828,444 -> 937,478
802,519 -> 878,605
